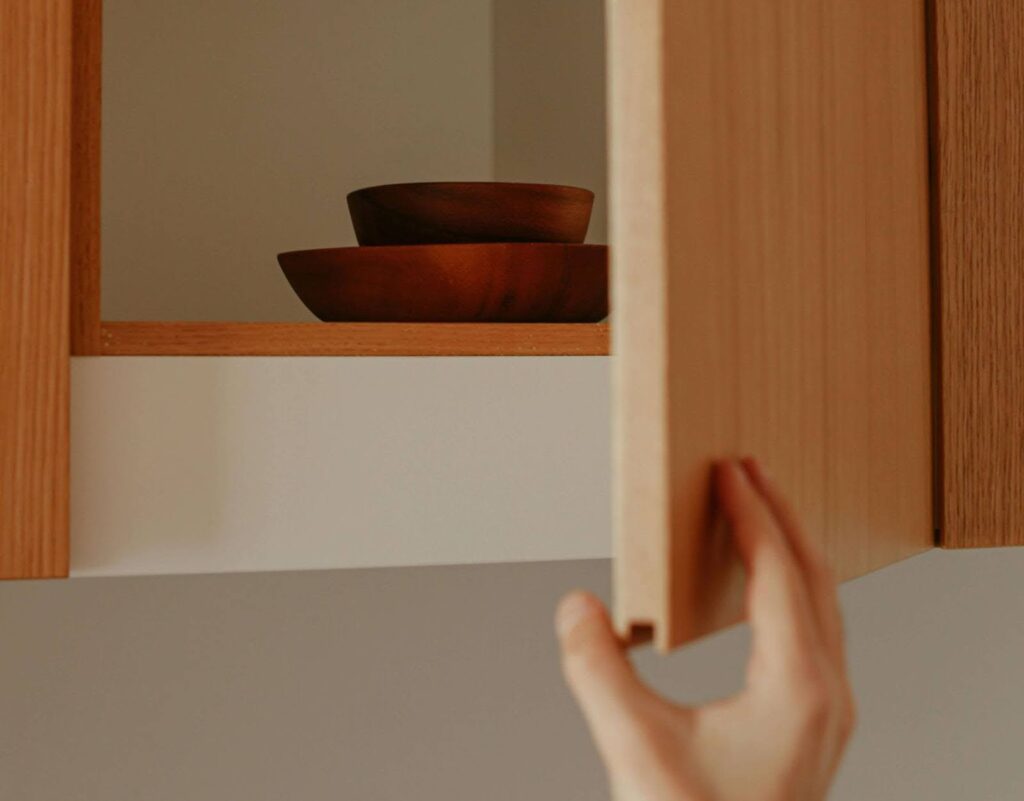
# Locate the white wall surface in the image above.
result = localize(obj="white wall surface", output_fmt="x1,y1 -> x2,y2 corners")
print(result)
71,356 -> 610,576
2,548 -> 1023,800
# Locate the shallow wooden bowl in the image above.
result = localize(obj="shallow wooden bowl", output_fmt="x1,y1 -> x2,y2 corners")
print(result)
346,182 -> 594,245
278,243 -> 607,322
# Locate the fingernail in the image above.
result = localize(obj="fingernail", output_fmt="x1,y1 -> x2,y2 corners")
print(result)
556,592 -> 597,637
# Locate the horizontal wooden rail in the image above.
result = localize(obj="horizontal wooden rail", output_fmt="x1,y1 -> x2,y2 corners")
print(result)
96,321 -> 610,357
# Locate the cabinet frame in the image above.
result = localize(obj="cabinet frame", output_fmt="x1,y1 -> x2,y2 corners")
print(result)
5,0 -> 1021,582
1,0 -> 72,578
930,0 -> 1024,548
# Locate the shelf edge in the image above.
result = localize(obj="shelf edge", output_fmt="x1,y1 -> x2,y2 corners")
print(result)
96,321 -> 611,357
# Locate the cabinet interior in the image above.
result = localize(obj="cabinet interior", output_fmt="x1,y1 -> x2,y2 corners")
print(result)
77,0 -> 609,355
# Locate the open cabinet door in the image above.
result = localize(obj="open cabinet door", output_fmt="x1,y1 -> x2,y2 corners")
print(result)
611,0 -> 934,649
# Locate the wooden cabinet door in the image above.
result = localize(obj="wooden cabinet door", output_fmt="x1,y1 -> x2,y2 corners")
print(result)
611,0 -> 934,649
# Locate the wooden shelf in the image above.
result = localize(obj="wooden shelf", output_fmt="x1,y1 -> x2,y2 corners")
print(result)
90,321 -> 610,357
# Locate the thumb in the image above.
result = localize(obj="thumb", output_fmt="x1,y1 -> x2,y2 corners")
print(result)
556,592 -> 651,735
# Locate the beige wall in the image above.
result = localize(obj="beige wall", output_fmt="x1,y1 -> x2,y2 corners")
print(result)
493,0 -> 608,243
102,0 -> 495,321
102,0 -> 608,322
2,549 -> 1023,799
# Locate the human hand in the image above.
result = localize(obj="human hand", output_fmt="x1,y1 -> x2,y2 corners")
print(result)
556,458 -> 855,801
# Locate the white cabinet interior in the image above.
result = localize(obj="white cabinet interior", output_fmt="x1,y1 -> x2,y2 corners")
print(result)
71,357 -> 610,576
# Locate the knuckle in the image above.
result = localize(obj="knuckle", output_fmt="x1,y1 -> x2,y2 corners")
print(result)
782,667 -> 832,732
780,649 -> 824,686
784,670 -> 857,746
795,682 -> 831,731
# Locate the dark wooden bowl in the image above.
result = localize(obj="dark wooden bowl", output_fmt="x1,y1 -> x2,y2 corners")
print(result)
346,182 -> 594,246
278,243 -> 607,322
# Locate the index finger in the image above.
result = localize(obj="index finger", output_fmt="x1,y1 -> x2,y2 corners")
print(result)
740,457 -> 847,668
715,459 -> 824,681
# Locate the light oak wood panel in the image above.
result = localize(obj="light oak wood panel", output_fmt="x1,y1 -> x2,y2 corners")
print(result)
612,0 -> 934,649
99,321 -> 609,356
0,0 -> 71,577
931,1 -> 1024,548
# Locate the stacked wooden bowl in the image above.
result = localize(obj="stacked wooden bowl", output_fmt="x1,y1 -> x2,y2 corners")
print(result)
278,182 -> 608,322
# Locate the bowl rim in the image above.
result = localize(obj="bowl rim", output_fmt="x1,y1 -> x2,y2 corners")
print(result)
346,181 -> 596,202
278,242 -> 608,259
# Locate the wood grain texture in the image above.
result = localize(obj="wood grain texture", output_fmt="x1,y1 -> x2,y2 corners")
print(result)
99,322 -> 609,356
347,182 -> 594,246
70,0 -> 102,355
279,244 -> 607,323
612,0 -> 934,649
931,1 -> 1024,548
0,0 -> 71,577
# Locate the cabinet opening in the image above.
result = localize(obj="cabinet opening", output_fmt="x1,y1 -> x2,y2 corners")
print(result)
79,0 -> 609,355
